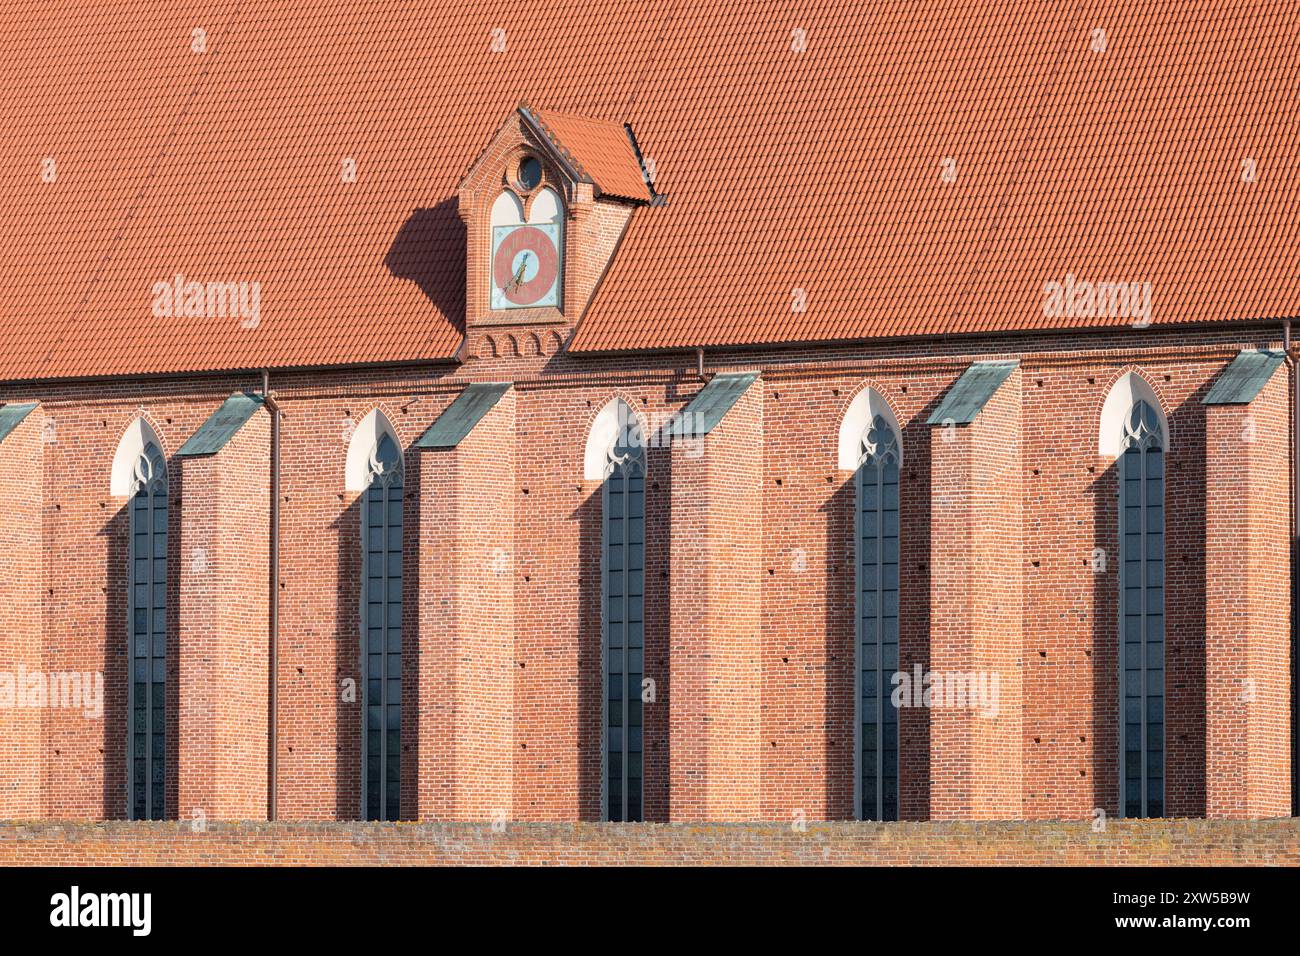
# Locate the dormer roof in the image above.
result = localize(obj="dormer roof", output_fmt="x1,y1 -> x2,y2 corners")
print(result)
521,107 -> 653,203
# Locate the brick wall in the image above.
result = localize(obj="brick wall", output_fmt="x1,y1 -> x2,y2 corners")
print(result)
176,409 -> 271,820
929,369 -> 1024,819
667,383 -> 764,820
1204,371 -> 1292,817
38,394 -> 227,818
0,328 -> 1294,823
0,410 -> 44,817
1023,360 -> 1214,818
1,819 -> 1297,866
416,390 -> 516,819
274,385 -> 465,820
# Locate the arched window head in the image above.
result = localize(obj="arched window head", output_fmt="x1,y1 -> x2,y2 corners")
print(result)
366,432 -> 404,489
490,190 -> 525,227
111,418 -> 166,497
839,387 -> 903,470
584,398 -> 645,481
860,414 -> 900,468
1122,400 -> 1163,452
1099,372 -> 1168,457
528,187 -> 563,224
607,414 -> 646,479
131,442 -> 167,495
345,409 -> 401,492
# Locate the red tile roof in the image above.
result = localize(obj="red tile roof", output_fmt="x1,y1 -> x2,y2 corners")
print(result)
2,1 -> 1297,379
526,108 -> 652,202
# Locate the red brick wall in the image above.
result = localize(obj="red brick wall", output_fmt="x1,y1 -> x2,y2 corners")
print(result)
176,409 -> 271,821
1205,371 -> 1292,817
762,374 -> 947,821
38,394 -> 226,819
1022,360 -> 1215,819
929,369 -> 1024,819
668,384 -> 763,820
2,819 -> 1298,866
0,329 -> 1293,823
273,384 -> 463,820
416,390 -> 516,819
0,410 -> 44,817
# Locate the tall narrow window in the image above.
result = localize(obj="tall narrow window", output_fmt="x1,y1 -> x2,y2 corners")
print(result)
603,414 -> 645,822
856,414 -> 900,821
1119,400 -> 1164,818
128,441 -> 167,821
361,432 -> 403,821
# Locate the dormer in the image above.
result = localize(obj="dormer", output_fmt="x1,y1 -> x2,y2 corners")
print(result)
457,105 -> 654,352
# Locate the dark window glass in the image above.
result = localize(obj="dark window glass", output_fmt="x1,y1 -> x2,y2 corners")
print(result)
1118,400 -> 1164,818
603,412 -> 645,822
517,156 -> 542,191
857,414 -> 900,821
127,441 -> 167,821
362,432 -> 403,821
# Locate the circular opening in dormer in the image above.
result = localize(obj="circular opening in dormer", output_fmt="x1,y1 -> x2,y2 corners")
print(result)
516,155 -> 542,191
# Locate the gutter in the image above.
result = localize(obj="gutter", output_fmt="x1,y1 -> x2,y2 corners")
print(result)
1287,323 -> 1299,816
261,369 -> 281,821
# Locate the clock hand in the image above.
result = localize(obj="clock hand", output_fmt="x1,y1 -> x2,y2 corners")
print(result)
506,253 -> 531,292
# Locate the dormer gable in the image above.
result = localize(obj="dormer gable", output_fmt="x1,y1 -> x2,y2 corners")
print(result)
457,105 -> 654,356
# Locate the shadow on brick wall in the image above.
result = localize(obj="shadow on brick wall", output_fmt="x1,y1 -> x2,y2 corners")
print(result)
334,495 -> 362,820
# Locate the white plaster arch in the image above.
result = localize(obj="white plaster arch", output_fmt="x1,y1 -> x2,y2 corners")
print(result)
584,398 -> 642,481
490,190 -> 525,227
528,186 -> 563,224
345,408 -> 402,492
1098,371 -> 1169,458
110,417 -> 166,497
837,387 -> 903,470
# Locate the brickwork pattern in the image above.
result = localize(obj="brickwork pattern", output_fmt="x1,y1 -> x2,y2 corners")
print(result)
176,410 -> 272,820
0,328 -> 1294,824
668,385 -> 764,820
416,391 -> 516,819
1,820 -> 1297,866
0,411 -> 45,817
1204,372 -> 1292,817
929,369 -> 1024,819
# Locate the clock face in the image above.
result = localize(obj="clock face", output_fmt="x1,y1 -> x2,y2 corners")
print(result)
491,223 -> 560,309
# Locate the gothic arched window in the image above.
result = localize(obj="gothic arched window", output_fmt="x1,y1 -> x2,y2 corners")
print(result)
856,413 -> 900,821
601,404 -> 645,822
361,431 -> 404,821
128,440 -> 168,821
1119,399 -> 1164,818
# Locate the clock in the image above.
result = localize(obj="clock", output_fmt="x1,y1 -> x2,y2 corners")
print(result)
491,223 -> 560,309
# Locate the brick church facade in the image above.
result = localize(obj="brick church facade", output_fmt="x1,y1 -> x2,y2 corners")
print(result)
0,2 -> 1296,825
